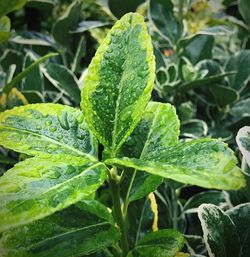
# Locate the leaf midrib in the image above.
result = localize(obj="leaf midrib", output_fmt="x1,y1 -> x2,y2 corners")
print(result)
0,126 -> 96,160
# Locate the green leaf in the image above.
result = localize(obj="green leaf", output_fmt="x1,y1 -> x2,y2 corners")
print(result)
226,203 -> 250,257
71,20 -> 111,33
3,53 -> 58,94
42,63 -> 80,103
0,0 -> 27,18
231,98 -> 250,117
239,0 -> 250,27
225,50 -> 250,91
127,229 -> 184,257
26,0 -> 55,15
0,200 -> 120,257
106,138 -> 245,190
181,35 -> 214,65
148,0 -> 178,45
21,52 -> 44,95
120,102 -> 179,202
0,16 -> 11,43
209,85 -> 238,107
236,126 -> 250,167
0,104 -> 97,159
52,0 -> 82,46
81,13 -> 155,156
181,119 -> 208,138
183,191 -> 229,213
0,155 -> 107,232
198,204 -> 241,257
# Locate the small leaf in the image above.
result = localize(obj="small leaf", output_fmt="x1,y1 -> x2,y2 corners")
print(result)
225,50 -> 250,91
52,0 -> 82,46
106,138 -> 245,190
198,204 -> 241,257
71,20 -> 111,33
0,0 -> 27,18
230,98 -> 250,117
148,0 -> 178,45
0,155 -> 107,232
0,16 -> 11,43
127,229 -> 184,257
236,126 -> 250,166
81,13 -> 155,156
0,104 -> 97,159
226,203 -> 250,257
0,200 -> 120,257
42,63 -> 81,103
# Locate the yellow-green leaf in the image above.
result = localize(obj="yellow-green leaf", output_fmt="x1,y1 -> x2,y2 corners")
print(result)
81,12 -> 155,156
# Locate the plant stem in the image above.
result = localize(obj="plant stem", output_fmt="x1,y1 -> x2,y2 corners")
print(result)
171,188 -> 178,229
108,167 -> 129,257
177,0 -> 184,40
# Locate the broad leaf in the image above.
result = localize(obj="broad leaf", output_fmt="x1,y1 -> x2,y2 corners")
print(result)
81,13 -> 155,156
71,20 -> 111,33
225,50 -> 250,91
231,98 -> 250,117
226,203 -> 250,257
106,138 -> 245,190
198,204 -> 241,257
239,0 -> 250,27
0,154 -> 107,232
127,229 -> 184,257
121,102 -> 179,202
148,0 -> 178,45
0,104 -> 97,159
0,0 -> 27,18
236,126 -> 250,166
0,200 -> 120,257
42,63 -> 81,103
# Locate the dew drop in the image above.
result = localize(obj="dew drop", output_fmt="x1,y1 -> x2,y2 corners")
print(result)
36,125 -> 42,130
47,169 -> 61,179
49,126 -> 57,132
45,120 -> 52,126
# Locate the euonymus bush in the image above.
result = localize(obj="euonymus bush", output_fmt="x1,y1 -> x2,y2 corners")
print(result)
0,13 -> 246,257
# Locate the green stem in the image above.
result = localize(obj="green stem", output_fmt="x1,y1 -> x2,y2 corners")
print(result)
177,0 -> 184,40
108,168 -> 129,257
123,169 -> 137,218
171,188 -> 178,229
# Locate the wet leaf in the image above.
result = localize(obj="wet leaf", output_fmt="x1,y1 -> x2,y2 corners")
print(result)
121,102 -> 179,202
0,104 -> 97,158
106,138 -> 245,190
0,200 -> 119,257
0,155 -> 107,232
81,13 -> 155,156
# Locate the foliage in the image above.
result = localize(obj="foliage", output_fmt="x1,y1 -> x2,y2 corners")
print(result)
0,1 -> 249,257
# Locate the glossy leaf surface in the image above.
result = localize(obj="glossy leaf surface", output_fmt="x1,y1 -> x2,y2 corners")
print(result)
236,126 -> 250,166
127,229 -> 184,257
198,204 -> 241,257
0,104 -> 97,158
81,13 -> 155,156
226,203 -> 250,257
121,102 -> 179,202
0,200 -> 120,257
0,155 -> 107,232
106,138 -> 245,190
